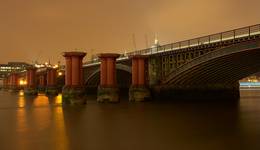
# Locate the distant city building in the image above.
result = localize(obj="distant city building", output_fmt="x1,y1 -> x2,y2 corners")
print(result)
0,62 -> 32,79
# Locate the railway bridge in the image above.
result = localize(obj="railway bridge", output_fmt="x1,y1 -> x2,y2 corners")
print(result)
2,24 -> 260,104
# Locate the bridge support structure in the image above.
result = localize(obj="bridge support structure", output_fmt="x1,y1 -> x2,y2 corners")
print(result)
38,74 -> 46,93
6,75 -> 11,90
153,82 -> 240,100
46,68 -> 58,96
9,73 -> 19,92
2,78 -> 8,90
24,67 -> 38,95
97,53 -> 120,103
129,55 -> 151,102
62,52 -> 86,104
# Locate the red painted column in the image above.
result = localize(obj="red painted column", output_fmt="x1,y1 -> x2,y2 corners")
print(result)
39,75 -> 45,87
138,58 -> 145,86
7,76 -> 9,87
39,75 -> 42,86
63,52 -> 86,87
12,74 -> 19,87
65,57 -> 72,86
3,78 -> 6,88
98,53 -> 120,88
79,58 -> 84,86
47,68 -> 57,86
26,71 -> 30,87
9,75 -> 12,87
131,55 -> 147,87
72,56 -> 80,86
132,58 -> 139,86
106,57 -> 115,86
10,74 -> 13,86
52,69 -> 57,85
100,58 -> 107,86
26,68 -> 36,88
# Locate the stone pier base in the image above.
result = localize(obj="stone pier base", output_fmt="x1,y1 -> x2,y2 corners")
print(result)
46,86 -> 59,96
24,88 -> 38,96
62,86 -> 86,105
97,86 -> 119,103
38,86 -> 46,94
8,86 -> 20,93
129,86 -> 151,102
153,83 -> 240,101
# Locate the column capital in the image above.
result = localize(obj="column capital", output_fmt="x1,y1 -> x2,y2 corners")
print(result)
26,66 -> 37,71
46,67 -> 57,71
97,53 -> 120,59
63,51 -> 86,58
129,54 -> 148,59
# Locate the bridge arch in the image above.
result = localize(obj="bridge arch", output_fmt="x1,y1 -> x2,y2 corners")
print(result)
163,39 -> 260,86
85,64 -> 132,88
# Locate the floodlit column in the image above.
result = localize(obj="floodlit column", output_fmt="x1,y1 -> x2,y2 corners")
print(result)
39,75 -> 45,86
72,56 -> 80,86
131,58 -> 139,86
47,68 -> 57,86
46,68 -> 58,95
3,78 -> 6,88
129,55 -> 150,102
79,58 -> 84,86
38,74 -> 46,93
62,52 -> 86,104
138,58 -> 145,86
8,73 -> 19,91
100,58 -> 107,86
24,67 -> 38,95
97,53 -> 120,103
26,71 -> 30,87
65,57 -> 72,86
8,76 -> 11,87
106,57 -> 116,87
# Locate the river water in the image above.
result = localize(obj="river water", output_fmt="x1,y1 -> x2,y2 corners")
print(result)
0,89 -> 259,150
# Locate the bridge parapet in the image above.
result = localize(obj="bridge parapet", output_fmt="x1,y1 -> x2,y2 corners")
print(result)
83,24 -> 260,67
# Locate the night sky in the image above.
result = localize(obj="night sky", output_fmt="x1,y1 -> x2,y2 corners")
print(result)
0,0 -> 260,64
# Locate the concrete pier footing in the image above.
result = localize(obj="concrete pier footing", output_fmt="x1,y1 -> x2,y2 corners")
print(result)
129,86 -> 151,102
24,88 -> 38,95
46,86 -> 59,96
62,86 -> 86,105
97,86 -> 119,103
9,86 -> 20,93
38,86 -> 46,93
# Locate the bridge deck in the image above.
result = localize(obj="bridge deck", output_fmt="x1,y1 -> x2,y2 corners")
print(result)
84,24 -> 260,67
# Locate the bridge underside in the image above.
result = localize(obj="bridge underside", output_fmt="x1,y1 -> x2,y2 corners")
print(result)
155,40 -> 260,100
85,69 -> 131,94
168,49 -> 260,85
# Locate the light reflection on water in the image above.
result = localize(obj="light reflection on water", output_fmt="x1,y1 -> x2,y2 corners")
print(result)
0,90 -> 260,149
33,94 -> 50,107
17,91 -> 63,108
14,91 -> 68,150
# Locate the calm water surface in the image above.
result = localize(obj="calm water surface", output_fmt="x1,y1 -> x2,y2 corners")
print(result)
0,89 -> 259,150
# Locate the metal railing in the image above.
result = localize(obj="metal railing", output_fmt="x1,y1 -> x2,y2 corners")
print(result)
84,24 -> 260,65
